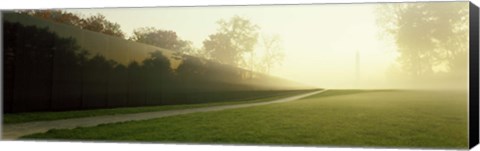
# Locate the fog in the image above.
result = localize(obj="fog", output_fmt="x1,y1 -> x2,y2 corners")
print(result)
64,2 -> 469,90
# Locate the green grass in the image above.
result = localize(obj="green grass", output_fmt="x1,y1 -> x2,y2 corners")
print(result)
22,90 -> 468,149
4,90 -> 314,124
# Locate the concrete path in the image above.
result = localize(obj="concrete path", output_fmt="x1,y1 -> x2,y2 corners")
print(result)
2,90 -> 326,139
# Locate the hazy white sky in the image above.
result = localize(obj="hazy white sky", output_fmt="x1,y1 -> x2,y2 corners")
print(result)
68,3 -> 399,89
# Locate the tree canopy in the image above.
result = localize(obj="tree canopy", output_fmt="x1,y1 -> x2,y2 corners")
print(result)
257,34 -> 285,74
130,27 -> 193,53
81,14 -> 125,38
203,15 -> 260,67
376,2 -> 468,77
20,10 -> 126,39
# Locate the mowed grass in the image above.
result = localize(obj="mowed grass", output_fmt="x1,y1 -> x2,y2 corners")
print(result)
4,90 -> 314,124
22,90 -> 468,149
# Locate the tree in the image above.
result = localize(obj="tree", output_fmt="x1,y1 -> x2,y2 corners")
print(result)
131,27 -> 193,53
19,10 -> 126,39
81,14 -> 125,38
203,15 -> 259,67
376,2 -> 468,77
203,33 -> 236,65
19,10 -> 83,27
258,34 -> 285,74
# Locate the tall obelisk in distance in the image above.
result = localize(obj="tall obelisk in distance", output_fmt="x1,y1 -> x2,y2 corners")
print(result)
355,50 -> 360,88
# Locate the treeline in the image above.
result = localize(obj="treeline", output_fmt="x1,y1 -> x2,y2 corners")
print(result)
3,19 -> 312,113
19,10 -> 126,38
19,10 -> 284,75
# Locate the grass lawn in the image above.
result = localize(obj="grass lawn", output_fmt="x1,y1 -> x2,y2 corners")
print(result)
4,90 -> 315,124
22,90 -> 468,149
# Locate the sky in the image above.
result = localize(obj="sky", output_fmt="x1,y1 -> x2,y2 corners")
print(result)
67,3 -> 399,89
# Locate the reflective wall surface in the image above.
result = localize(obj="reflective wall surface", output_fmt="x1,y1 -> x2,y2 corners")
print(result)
2,13 -> 315,113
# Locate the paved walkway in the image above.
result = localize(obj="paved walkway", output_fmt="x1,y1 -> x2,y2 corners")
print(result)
2,90 -> 326,139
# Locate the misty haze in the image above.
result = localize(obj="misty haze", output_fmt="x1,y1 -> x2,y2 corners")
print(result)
1,1 -> 471,149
